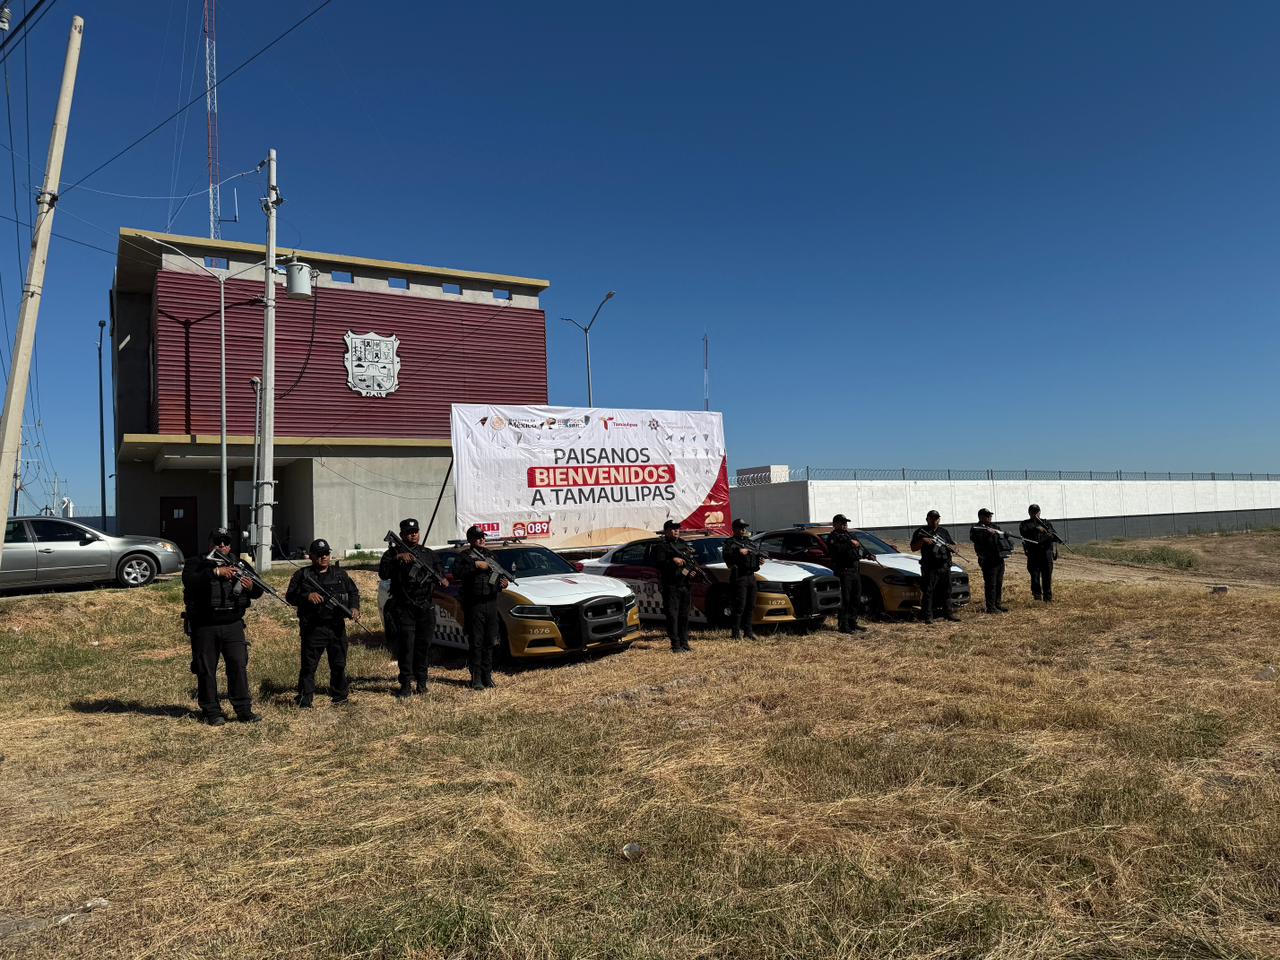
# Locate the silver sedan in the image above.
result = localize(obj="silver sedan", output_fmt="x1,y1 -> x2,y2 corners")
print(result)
1,516 -> 184,590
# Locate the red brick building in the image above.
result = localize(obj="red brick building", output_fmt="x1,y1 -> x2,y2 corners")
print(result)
112,228 -> 550,556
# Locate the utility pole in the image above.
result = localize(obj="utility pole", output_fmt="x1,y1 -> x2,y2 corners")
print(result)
10,427 -> 21,514
0,16 -> 82,562
97,318 -> 106,528
254,149 -> 279,570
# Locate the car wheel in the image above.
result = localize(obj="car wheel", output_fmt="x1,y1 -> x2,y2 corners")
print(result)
861,576 -> 884,619
118,553 -> 158,588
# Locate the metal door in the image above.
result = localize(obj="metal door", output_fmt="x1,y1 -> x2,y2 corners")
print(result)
27,518 -> 113,583
0,520 -> 38,589
159,496 -> 198,557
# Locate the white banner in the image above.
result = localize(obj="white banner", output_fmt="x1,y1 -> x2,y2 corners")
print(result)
451,404 -> 731,549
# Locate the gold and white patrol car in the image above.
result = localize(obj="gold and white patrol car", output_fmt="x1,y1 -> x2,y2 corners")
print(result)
377,541 -> 641,659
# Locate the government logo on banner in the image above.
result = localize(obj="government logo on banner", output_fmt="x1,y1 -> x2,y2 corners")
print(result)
344,331 -> 402,398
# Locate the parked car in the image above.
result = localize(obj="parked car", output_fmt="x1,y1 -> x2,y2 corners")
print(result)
378,541 -> 641,660
1,516 -> 184,591
752,525 -> 970,615
579,532 -> 842,630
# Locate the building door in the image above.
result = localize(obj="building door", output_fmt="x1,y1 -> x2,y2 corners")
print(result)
160,496 -> 198,557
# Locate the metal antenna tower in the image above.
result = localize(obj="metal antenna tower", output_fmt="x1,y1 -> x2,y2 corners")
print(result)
204,0 -> 221,239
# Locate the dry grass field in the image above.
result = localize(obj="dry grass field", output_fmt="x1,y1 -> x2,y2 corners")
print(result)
2,534 -> 1279,959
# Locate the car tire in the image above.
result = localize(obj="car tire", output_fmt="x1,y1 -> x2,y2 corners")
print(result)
117,553 -> 158,588
861,576 -> 884,619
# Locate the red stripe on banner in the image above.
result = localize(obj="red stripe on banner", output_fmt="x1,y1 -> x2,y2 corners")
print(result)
527,464 -> 677,488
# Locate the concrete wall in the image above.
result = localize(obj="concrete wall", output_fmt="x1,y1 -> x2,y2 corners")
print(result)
728,481 -> 813,532
309,450 -> 456,553
115,461 -> 222,552
803,478 -> 1280,529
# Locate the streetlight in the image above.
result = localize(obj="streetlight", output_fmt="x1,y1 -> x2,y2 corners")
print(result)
147,238 -> 309,530
562,290 -> 615,407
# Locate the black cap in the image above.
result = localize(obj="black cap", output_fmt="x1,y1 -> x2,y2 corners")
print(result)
978,508 -> 993,518
832,514 -> 850,524
466,525 -> 486,542
732,518 -> 750,530
663,520 -> 681,532
308,538 -> 331,556
1028,504 -> 1041,514
400,518 -> 420,534
208,527 -> 232,545
927,510 -> 941,520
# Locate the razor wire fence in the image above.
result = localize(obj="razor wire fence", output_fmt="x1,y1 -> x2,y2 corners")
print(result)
730,467 -> 1280,487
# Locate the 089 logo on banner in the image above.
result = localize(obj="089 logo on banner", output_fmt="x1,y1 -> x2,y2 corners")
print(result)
344,331 -> 402,398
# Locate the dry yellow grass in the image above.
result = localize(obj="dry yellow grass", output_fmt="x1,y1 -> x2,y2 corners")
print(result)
1,549 -> 1278,959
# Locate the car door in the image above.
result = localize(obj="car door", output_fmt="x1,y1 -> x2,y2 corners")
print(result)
0,520 -> 38,589
780,532 -> 824,562
755,533 -> 787,559
603,542 -> 662,619
28,518 -> 113,584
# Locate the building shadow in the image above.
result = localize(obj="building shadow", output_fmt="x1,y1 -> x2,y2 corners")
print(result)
68,698 -> 196,719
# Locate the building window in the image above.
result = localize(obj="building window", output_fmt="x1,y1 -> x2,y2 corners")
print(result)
203,256 -> 229,270
332,270 -> 354,284
442,282 -> 462,295
493,289 -> 511,301
388,277 -> 408,290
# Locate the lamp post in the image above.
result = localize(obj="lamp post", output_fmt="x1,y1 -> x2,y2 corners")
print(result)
97,319 -> 106,529
562,290 -> 615,407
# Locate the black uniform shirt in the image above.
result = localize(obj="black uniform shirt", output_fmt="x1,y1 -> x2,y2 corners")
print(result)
910,526 -> 955,568
1019,518 -> 1060,556
454,546 -> 506,605
182,553 -> 264,627
378,542 -> 439,609
653,538 -> 696,588
969,523 -> 1012,563
722,534 -> 762,581
826,529 -> 865,572
286,564 -> 360,625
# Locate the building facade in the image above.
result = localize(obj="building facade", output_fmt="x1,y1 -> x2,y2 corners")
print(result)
111,228 -> 550,557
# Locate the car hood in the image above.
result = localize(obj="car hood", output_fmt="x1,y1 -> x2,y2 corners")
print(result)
871,553 -> 963,576
114,533 -> 179,550
506,573 -> 633,603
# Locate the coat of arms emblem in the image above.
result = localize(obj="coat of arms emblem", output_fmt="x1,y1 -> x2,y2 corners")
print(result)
344,331 -> 401,397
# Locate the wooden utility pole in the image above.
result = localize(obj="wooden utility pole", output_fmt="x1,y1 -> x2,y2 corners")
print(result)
0,15 -> 83,561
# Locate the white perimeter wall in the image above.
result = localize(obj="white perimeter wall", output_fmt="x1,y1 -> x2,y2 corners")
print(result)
730,478 -> 1280,531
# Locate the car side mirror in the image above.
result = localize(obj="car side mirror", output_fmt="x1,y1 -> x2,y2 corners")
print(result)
80,535 -> 99,545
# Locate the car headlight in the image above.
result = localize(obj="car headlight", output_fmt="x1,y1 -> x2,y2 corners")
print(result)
757,581 -> 787,595
510,604 -> 554,620
624,594 -> 637,610
882,574 -> 920,586
151,541 -> 175,552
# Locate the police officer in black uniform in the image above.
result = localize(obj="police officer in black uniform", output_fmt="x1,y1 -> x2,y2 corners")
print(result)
378,517 -> 440,699
1019,504 -> 1062,602
969,508 -> 1012,614
286,538 -> 361,708
652,519 -> 694,652
910,510 -> 960,623
722,518 -> 762,640
827,514 -> 868,633
453,525 -> 509,690
181,528 -> 264,725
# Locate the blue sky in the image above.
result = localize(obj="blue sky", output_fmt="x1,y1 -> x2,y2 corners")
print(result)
7,0 -> 1280,516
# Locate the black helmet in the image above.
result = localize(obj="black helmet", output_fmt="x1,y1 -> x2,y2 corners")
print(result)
1028,504 -> 1041,514
465,525 -> 486,543
308,538 -> 331,556
978,508 -> 993,519
927,510 -> 941,520
400,518 -> 420,534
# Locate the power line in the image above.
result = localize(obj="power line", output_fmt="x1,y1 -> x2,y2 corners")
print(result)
63,0 -> 337,195
0,0 -> 55,62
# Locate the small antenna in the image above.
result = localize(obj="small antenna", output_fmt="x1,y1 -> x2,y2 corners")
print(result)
702,332 -> 709,411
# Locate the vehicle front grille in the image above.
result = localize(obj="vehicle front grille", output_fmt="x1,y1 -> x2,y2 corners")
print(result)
950,571 -> 971,607
549,596 -> 629,649
787,575 -> 842,618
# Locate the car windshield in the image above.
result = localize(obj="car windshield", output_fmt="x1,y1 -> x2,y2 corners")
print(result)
491,546 -> 575,577
851,530 -> 897,556
687,537 -> 729,565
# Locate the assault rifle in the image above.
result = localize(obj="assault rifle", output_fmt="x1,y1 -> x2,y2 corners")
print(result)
205,549 -> 288,606
296,566 -> 378,637
913,532 -> 973,563
466,546 -> 518,589
671,539 -> 715,584
384,529 -> 446,590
